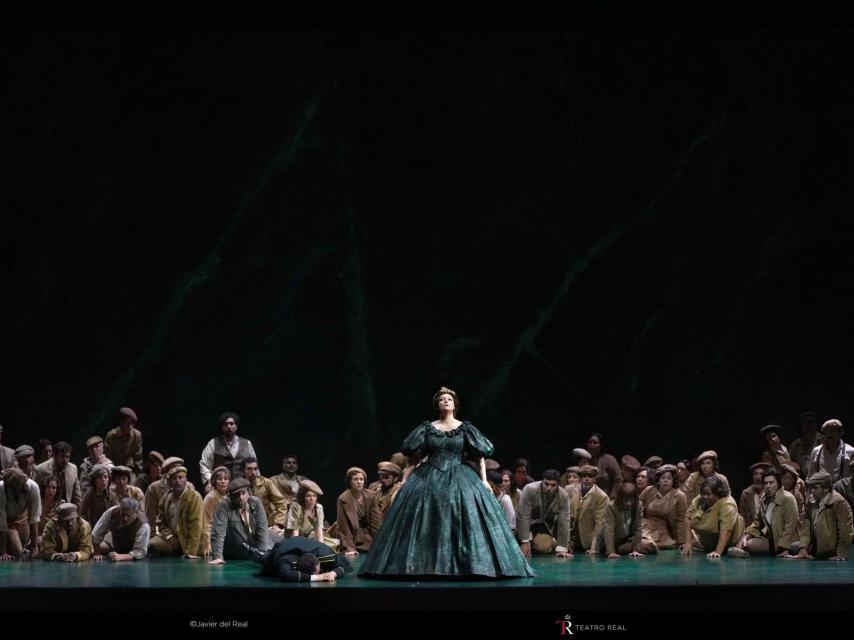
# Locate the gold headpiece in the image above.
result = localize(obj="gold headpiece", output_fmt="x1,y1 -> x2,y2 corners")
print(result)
437,386 -> 455,395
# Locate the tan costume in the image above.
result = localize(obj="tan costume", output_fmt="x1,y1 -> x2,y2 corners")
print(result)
334,489 -> 379,553
687,494 -> 744,552
745,488 -> 800,553
603,499 -> 643,555
42,516 -> 93,561
567,484 -> 609,552
150,484 -> 205,556
683,471 -> 729,504
799,490 -> 853,559
639,485 -> 689,550
35,459 -> 81,506
249,476 -> 288,529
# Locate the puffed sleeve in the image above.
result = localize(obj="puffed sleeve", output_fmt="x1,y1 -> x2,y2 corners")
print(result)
462,422 -> 494,458
401,422 -> 429,455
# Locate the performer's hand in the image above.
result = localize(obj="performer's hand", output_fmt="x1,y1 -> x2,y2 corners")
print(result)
322,571 -> 337,582
628,551 -> 644,558
608,553 -> 621,559
108,552 -> 119,562
93,554 -> 104,562
585,549 -> 598,555
830,555 -> 846,561
555,550 -> 572,559
775,550 -> 789,558
520,542 -> 531,558
183,554 -> 201,560
63,553 -> 77,562
208,558 -> 225,565
681,544 -> 692,556
345,550 -> 359,558
0,553 -> 13,561
705,552 -> 721,559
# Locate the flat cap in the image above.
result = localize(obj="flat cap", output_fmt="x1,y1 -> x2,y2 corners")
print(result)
119,407 -> 138,423
166,465 -> 188,479
697,450 -> 718,462
228,477 -> 250,494
644,456 -> 663,467
798,411 -> 817,422
577,465 -> 599,477
299,479 -> 323,496
655,464 -> 679,478
161,457 -> 185,473
146,451 -> 165,465
111,465 -> 132,479
14,445 -> 35,457
572,448 -> 592,460
806,470 -> 833,486
85,435 -> 104,448
58,503 -> 78,520
484,458 -> 501,471
211,466 -> 231,479
620,455 -> 641,472
821,419 -> 844,434
2,467 -> 28,489
780,463 -> 800,479
749,461 -> 773,472
346,467 -> 367,479
760,424 -> 782,435
377,461 -> 402,476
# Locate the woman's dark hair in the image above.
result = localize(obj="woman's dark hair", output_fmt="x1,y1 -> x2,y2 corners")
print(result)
431,387 -> 460,417
512,458 -> 532,474
40,476 -> 58,498
700,476 -> 729,498
296,484 -> 319,508
587,432 -> 604,445
542,469 -> 561,482
486,470 -> 503,485
678,459 -> 691,469
615,481 -> 639,507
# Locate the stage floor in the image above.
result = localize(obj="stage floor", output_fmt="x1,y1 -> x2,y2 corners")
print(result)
2,551 -> 853,610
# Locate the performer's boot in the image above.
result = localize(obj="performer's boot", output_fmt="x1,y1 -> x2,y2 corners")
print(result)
242,542 -> 269,566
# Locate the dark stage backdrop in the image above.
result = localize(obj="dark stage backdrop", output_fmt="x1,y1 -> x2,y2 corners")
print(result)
3,29 -> 853,498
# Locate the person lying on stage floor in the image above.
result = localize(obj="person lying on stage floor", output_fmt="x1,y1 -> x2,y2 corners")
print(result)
611,455 -> 641,499
79,436 -> 114,496
149,465 -> 204,559
487,470 -> 516,534
516,469 -> 572,558
287,479 -> 340,548
739,462 -> 771,527
270,454 -> 308,509
603,481 -> 644,558
203,466 -> 230,556
728,467 -> 799,558
208,478 -> 273,564
42,502 -> 93,562
15,445 -> 38,482
331,466 -> 379,558
0,467 -> 41,559
809,419 -> 854,483
111,466 -> 145,506
79,464 -> 118,530
639,464 -> 690,555
104,407 -> 143,481
760,424 -> 792,470
584,434 -> 621,496
687,476 -> 744,559
371,461 -> 402,526
643,456 -> 663,471
35,441 -> 81,507
134,451 -> 163,494
144,456 -> 191,534
833,458 -> 854,513
244,536 -> 353,583
199,412 -> 257,494
683,451 -> 730,503
568,465 -> 609,556
243,457 -> 287,537
91,497 -> 150,561
635,467 -> 653,493
790,411 -> 822,478
780,463 -> 807,524
786,470 -> 854,561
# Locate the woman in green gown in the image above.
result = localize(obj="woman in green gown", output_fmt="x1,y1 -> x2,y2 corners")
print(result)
359,387 -> 534,578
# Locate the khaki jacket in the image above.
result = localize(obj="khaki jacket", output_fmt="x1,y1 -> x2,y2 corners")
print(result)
687,494 -> 744,552
250,476 -> 288,527
516,481 -> 571,550
799,491 -> 854,559
42,516 -> 93,561
640,486 -> 689,549
156,485 -> 205,555
35,459 -> 82,506
335,489 -> 379,553
372,482 -> 402,525
745,488 -> 799,552
270,473 -> 308,505
739,485 -> 762,527
568,484 -> 609,551
683,471 -> 729,503
603,499 -> 642,555
104,426 -> 143,473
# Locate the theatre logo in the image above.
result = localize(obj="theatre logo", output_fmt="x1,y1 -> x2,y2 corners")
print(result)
555,614 -> 627,633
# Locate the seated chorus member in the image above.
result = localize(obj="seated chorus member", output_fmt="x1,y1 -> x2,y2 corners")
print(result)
246,536 -> 353,583
149,465 -> 204,558
688,476 -> 744,559
79,464 -> 119,529
760,424 -> 792,470
35,441 -> 81,506
143,456 -> 189,532
567,465 -> 609,555
111,466 -> 145,506
516,469 -> 572,558
585,433 -> 621,496
500,469 -> 521,509
643,456 -> 663,471
371,462 -> 403,526
79,436 -> 114,496
487,470 -> 516,533
562,466 -> 581,491
334,467 -> 379,558
635,467 -> 653,493
243,457 -> 287,536
133,451 -> 164,493
682,450 -> 729,503
611,455 -> 641,500
36,439 -> 53,465
833,458 -> 854,512
38,477 -> 60,545
559,448 -> 592,488
511,458 -> 534,497
739,462 -> 772,526
104,407 -> 144,479
780,463 -> 808,523
287,480 -> 340,549
809,419 -> 854,483
15,445 -> 38,482
603,481 -> 644,558
199,412 -> 257,493
676,460 -> 692,488
790,411 -> 823,476
208,478 -> 271,564
0,467 -> 41,559
729,467 -> 799,558
639,464 -> 691,555
270,454 -> 308,508
91,497 -> 150,561
202,466 -> 230,556
789,470 -> 853,561
42,502 -> 93,562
